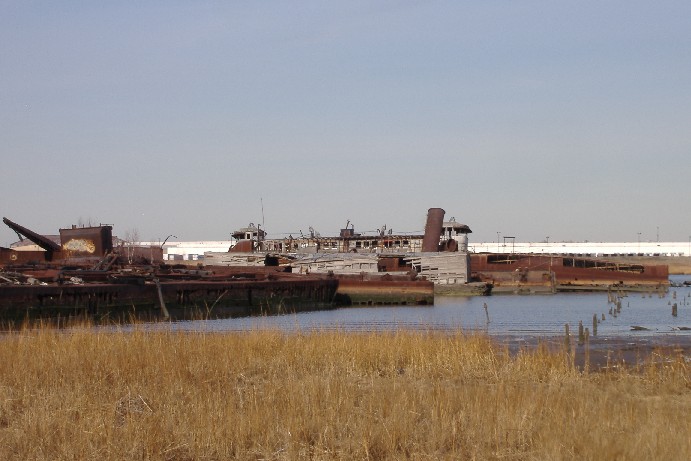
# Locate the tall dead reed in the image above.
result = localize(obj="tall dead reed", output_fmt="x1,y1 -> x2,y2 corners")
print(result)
0,322 -> 688,460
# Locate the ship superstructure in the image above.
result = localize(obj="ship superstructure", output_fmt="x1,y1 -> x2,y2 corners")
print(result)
204,208 -> 478,288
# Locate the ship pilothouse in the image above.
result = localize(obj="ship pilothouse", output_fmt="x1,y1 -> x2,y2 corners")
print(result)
441,218 -> 472,253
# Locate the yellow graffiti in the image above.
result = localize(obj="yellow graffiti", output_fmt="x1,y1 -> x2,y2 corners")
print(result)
63,239 -> 96,253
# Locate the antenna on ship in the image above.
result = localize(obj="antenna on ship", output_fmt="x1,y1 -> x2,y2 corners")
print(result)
260,197 -> 265,231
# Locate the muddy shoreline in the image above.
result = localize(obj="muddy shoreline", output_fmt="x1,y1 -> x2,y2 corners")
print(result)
496,333 -> 691,370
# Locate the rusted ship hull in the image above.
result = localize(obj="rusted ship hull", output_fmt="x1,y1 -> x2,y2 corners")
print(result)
170,265 -> 437,307
333,276 -> 434,306
471,254 -> 669,294
0,277 -> 339,324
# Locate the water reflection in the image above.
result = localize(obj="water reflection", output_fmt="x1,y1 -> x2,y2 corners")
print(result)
163,277 -> 691,339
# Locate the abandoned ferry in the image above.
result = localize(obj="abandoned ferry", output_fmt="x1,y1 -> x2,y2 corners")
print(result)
203,208 -> 489,293
204,207 -> 669,295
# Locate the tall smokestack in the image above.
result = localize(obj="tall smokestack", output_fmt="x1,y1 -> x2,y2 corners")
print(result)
422,208 -> 445,252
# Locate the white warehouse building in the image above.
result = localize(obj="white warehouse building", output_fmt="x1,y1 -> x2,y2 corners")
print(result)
468,241 -> 691,257
136,241 -> 234,261
139,240 -> 691,261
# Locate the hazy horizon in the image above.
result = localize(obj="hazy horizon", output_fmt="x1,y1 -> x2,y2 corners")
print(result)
2,1 -> 690,247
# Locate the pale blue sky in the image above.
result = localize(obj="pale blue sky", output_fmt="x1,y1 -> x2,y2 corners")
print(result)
2,1 -> 690,246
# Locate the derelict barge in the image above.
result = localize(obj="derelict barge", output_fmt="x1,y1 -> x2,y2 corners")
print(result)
204,207 -> 490,297
470,253 -> 669,294
0,218 -> 343,324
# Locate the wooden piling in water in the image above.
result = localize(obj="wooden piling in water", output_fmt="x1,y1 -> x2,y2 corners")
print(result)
584,327 -> 590,372
564,323 -> 571,357
153,278 -> 170,320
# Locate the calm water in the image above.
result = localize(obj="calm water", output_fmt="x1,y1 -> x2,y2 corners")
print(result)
160,276 -> 691,339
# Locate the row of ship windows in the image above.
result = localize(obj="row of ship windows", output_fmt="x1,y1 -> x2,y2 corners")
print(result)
355,240 -> 411,249
311,263 -> 378,270
296,241 -> 413,249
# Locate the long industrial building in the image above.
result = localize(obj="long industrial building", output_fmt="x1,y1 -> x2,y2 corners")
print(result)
11,236 -> 688,261
136,240 -> 691,261
468,241 -> 690,257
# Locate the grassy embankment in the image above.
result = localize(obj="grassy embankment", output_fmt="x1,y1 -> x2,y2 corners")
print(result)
0,326 -> 688,460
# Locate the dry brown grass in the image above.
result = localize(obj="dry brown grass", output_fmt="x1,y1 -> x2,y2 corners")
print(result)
0,324 -> 688,460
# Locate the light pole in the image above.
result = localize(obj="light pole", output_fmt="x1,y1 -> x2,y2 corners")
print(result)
160,234 -> 177,249
497,232 -> 501,253
160,235 -> 178,262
